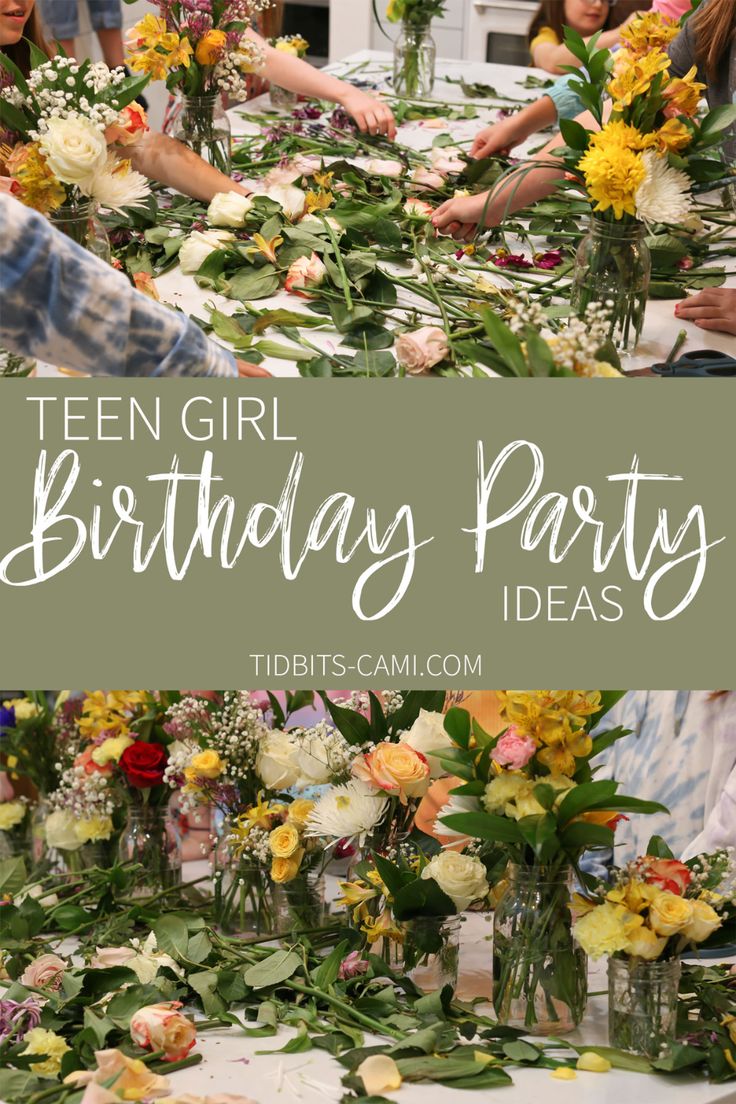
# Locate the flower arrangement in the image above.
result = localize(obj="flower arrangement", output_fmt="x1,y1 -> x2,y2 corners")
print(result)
385,0 -> 448,30
434,691 -> 667,1033
385,0 -> 447,97
0,693 -> 77,802
125,1 -> 267,100
0,51 -> 151,216
270,34 -> 309,59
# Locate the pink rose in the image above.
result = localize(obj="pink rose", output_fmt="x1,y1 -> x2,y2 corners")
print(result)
410,167 -> 445,192
130,1001 -> 196,1061
403,198 -> 433,220
293,154 -> 323,175
19,953 -> 67,990
365,158 -> 404,178
338,951 -> 369,980
91,946 -> 136,969
262,163 -> 305,187
493,728 -> 537,770
284,252 -> 327,296
431,148 -> 465,176
394,326 -> 449,375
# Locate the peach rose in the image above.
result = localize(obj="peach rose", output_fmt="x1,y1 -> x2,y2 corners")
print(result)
19,953 -> 67,990
90,946 -> 136,970
105,103 -> 148,147
395,325 -> 449,375
365,158 -> 404,178
75,745 -> 113,776
403,198 -> 433,219
352,742 -> 430,803
65,1049 -> 170,1099
284,252 -> 327,296
130,1001 -> 196,1062
639,857 -> 692,895
410,166 -> 445,192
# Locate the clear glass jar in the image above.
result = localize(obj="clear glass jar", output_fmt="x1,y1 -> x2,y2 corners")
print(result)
49,201 -> 111,264
571,217 -> 651,353
0,814 -> 30,861
387,916 -> 462,992
493,863 -> 587,1035
118,806 -> 182,897
269,84 -> 298,111
608,956 -> 681,1058
213,852 -> 278,937
273,868 -> 328,934
393,23 -> 437,99
171,93 -> 232,175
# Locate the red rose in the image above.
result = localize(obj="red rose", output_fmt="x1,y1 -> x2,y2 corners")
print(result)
639,857 -> 692,896
119,740 -> 168,789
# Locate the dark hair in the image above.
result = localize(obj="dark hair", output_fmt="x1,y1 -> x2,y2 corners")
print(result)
528,0 -> 649,46
692,0 -> 736,79
3,6 -> 52,79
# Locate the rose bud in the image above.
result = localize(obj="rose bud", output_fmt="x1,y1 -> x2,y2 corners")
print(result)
130,1001 -> 196,1061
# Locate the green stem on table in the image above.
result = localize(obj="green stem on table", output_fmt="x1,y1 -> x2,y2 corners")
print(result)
320,213 -> 353,312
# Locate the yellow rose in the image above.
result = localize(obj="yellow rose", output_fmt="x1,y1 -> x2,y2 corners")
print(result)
271,849 -> 304,883
0,801 -> 27,831
269,822 -> 301,859
21,1028 -> 71,1077
75,815 -> 113,844
682,898 -> 721,943
275,40 -> 299,55
195,29 -> 227,66
572,902 -> 639,959
287,798 -> 315,829
352,742 -> 430,803
624,923 -> 668,960
91,734 -> 134,766
649,890 -> 694,936
187,749 -> 223,780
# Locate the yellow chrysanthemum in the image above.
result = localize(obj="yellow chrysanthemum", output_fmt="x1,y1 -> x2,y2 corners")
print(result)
619,11 -> 680,58
662,66 -> 707,119
579,142 -> 646,219
2,142 -> 65,215
608,49 -> 671,110
21,1028 -> 71,1077
587,119 -> 647,151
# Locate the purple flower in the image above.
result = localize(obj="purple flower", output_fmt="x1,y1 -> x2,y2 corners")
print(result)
338,951 -> 369,980
0,998 -> 42,1043
0,705 -> 15,731
293,105 -> 322,121
534,249 -> 564,270
329,108 -> 356,133
492,251 -> 533,270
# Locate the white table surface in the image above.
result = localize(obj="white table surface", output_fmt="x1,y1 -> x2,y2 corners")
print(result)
35,52 -> 736,379
160,870 -> 736,1104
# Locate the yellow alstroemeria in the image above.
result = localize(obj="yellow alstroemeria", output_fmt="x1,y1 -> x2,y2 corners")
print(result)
130,13 -> 169,48
608,48 -> 671,109
313,170 -> 334,189
361,910 -> 404,945
662,65 -> 707,119
248,233 -> 284,263
336,879 -> 379,922
305,189 -> 333,214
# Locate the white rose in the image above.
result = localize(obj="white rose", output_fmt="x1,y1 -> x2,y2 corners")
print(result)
264,183 -> 306,220
45,809 -> 84,852
421,851 -> 489,912
293,733 -> 332,788
178,229 -> 234,273
256,731 -> 300,789
395,326 -> 449,375
207,191 -> 253,227
38,115 -> 107,187
400,710 -> 452,778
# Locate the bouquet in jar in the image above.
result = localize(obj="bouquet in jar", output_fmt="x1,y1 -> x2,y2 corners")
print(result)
163,691 -> 348,935
384,1 -> 448,98
573,840 -> 735,1057
434,691 -> 667,1034
0,50 -> 150,237
125,1 -> 269,171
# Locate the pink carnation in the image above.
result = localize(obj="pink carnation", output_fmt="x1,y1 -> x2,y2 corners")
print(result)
493,728 -> 537,770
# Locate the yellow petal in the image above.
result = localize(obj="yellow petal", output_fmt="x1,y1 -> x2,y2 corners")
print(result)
552,1067 -> 577,1080
357,1054 -> 402,1094
576,1052 -> 612,1073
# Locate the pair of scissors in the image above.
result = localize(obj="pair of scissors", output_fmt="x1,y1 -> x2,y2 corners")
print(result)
651,350 -> 736,376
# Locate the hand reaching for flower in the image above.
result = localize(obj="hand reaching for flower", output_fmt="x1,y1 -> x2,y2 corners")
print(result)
339,88 -> 397,139
674,289 -> 736,336
431,193 -> 491,240
470,120 -> 518,159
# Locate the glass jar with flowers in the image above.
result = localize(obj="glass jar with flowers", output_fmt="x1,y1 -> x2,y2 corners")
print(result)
437,692 -> 668,1034
268,35 -> 310,110
385,1 -> 446,99
574,843 -> 731,1058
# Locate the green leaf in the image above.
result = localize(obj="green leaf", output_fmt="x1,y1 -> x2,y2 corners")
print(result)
699,103 -> 736,138
153,914 -> 190,959
243,949 -> 302,989
392,876 -> 456,922
313,939 -> 350,991
0,857 -> 26,896
440,811 -> 524,845
559,821 -> 615,851
328,302 -> 375,333
443,707 -> 471,749
503,1039 -> 542,1062
319,692 -> 372,745
252,309 -> 326,334
646,834 -> 674,859
480,308 -> 528,376
189,970 -> 227,1016
556,780 -> 619,825
53,904 -> 92,931
225,266 -> 281,301
565,1043 -> 653,1072
559,118 -> 590,151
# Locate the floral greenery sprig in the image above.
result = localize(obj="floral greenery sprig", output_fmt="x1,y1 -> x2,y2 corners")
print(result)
382,0 -> 447,31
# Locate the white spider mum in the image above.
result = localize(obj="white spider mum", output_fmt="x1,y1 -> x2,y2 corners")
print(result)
434,792 -> 481,840
89,154 -> 150,213
304,780 -> 389,843
635,150 -> 692,225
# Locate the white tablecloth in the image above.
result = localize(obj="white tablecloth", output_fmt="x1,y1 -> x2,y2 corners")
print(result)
163,871 -> 736,1104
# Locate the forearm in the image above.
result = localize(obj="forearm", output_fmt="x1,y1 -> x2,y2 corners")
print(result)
249,30 -> 351,105
506,96 -> 559,144
0,198 -> 236,377
480,161 -> 566,226
128,132 -> 248,202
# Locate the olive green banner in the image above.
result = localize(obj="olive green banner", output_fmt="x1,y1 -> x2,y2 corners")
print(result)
0,379 -> 732,688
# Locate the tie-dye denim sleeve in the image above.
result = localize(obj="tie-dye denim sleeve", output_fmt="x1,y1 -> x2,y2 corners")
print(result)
0,196 -> 236,379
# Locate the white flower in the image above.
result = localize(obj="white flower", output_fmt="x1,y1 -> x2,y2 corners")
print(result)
292,732 -> 334,788
89,155 -> 150,213
255,730 -> 300,789
207,191 -> 253,227
635,150 -> 693,225
399,710 -> 453,778
178,229 -> 234,273
262,183 -> 306,220
420,850 -> 489,912
304,780 -> 389,843
0,801 -> 27,831
15,883 -> 59,909
434,792 -> 481,839
92,933 -> 183,984
45,809 -> 84,851
38,115 -> 107,187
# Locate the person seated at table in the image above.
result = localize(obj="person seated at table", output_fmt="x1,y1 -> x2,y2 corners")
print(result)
528,0 -> 641,74
0,192 -> 270,377
471,0 -> 684,160
0,1 -> 395,207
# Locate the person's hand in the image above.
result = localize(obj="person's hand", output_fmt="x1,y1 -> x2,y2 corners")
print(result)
339,87 -> 397,139
674,289 -> 736,336
470,119 -> 519,159
432,193 -> 490,240
236,358 -> 272,377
